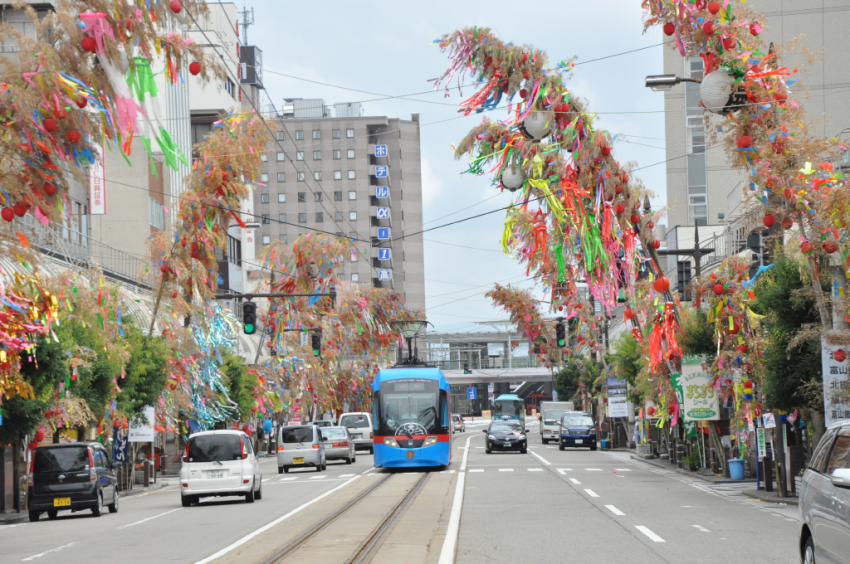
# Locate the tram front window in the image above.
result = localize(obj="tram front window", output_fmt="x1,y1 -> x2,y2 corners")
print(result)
378,379 -> 442,437
493,400 -> 523,419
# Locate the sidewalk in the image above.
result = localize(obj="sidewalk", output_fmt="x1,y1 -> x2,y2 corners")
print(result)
742,489 -> 799,506
629,452 -> 757,484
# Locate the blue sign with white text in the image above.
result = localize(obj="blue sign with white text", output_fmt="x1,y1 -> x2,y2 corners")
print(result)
467,387 -> 477,400
376,207 -> 390,219
378,248 -> 391,261
378,269 -> 392,281
113,428 -> 128,464
375,166 -> 388,177
377,227 -> 390,240
375,185 -> 389,199
375,145 -> 388,157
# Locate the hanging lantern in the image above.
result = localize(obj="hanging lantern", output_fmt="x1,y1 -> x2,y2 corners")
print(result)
707,2 -> 721,14
75,97 -> 88,108
81,37 -> 96,53
170,0 -> 183,12
28,441 -> 38,451
781,217 -> 793,229
651,240 -> 661,249
737,135 -> 752,149
601,146 -> 612,157
499,153 -> 525,192
801,241 -> 813,255
700,70 -> 738,114
43,118 -> 57,131
702,21 -> 714,35
34,429 -> 45,442
189,61 -> 201,76
722,37 -> 736,50
750,23 -> 760,36
615,203 -> 626,215
53,107 -> 67,120
615,185 -> 623,195
624,308 -> 636,320
713,283 -> 725,295
630,213 -> 640,224
43,182 -> 57,195
1,207 -> 13,222
729,322 -> 741,334
737,344 -> 748,354
823,240 -> 839,254
663,22 -> 676,36
647,220 -> 655,229
783,188 -> 794,199
763,214 -> 775,228
519,110 -> 550,140
652,276 -> 670,293
13,204 -> 26,217
67,129 -> 81,143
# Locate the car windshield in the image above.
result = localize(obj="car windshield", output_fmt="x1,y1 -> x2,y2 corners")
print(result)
493,399 -> 523,418
34,447 -> 89,473
188,434 -> 242,462
314,421 -> 333,427
491,422 -> 523,433
452,415 -> 461,422
281,427 -> 314,443
322,428 -> 347,440
563,415 -> 594,427
544,410 -> 567,424
340,415 -> 370,429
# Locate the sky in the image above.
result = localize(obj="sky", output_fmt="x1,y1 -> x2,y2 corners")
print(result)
239,0 -> 667,333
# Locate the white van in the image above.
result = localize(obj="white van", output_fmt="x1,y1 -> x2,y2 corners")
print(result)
179,430 -> 262,506
339,412 -> 374,453
539,401 -> 574,444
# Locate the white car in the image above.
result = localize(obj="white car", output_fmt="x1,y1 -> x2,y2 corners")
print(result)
452,414 -> 466,433
180,430 -> 262,506
339,412 -> 374,453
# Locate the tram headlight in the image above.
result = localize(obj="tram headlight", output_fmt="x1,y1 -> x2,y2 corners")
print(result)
383,437 -> 399,448
423,436 -> 438,447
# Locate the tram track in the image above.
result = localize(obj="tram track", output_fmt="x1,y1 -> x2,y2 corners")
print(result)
261,471 -> 431,564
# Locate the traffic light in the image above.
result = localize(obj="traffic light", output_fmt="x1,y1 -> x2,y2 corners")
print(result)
242,301 -> 256,335
311,333 -> 321,357
463,363 -> 471,374
555,321 -> 566,348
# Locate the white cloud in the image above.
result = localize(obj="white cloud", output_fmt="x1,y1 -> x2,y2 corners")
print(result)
420,158 -> 445,208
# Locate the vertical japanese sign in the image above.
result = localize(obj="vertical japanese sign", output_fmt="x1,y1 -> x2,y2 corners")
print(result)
757,427 -> 766,458
681,354 -> 719,421
89,145 -> 106,214
113,427 -> 128,464
822,331 -> 850,427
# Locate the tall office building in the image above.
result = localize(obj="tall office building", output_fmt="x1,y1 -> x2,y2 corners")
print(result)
254,100 -> 426,313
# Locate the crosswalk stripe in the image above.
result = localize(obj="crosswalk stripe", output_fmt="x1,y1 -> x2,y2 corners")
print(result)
338,474 -> 355,478
615,469 -> 632,472
499,469 -> 514,472
469,469 -> 484,473
441,470 -> 456,474
309,475 -> 326,480
586,468 -> 602,471
528,468 -> 543,472
279,477 -> 298,481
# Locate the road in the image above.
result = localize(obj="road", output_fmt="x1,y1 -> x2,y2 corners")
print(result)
0,427 -> 802,563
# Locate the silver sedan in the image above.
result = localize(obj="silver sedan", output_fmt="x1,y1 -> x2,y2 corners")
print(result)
320,427 -> 356,464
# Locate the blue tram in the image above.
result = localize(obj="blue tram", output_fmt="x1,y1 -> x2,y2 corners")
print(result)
492,393 -> 526,428
371,367 -> 452,468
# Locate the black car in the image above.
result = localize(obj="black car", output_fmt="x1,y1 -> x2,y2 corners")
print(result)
27,442 -> 119,521
484,420 -> 528,453
559,412 -> 597,451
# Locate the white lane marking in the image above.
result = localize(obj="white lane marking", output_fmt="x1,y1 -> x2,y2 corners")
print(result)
528,451 -> 552,466
615,469 -> 632,472
309,475 -> 326,480
262,479 -> 270,482
279,477 -> 298,481
527,468 -> 543,472
468,469 -> 484,473
441,470 -> 456,474
586,468 -> 602,471
460,435 -> 472,472
194,476 -> 360,564
635,526 -> 666,543
499,468 -> 514,472
546,446 -> 554,449
693,525 -> 711,533
22,542 -> 76,561
557,468 -> 573,474
584,489 -> 600,498
0,523 -> 25,531
475,447 -> 484,449
437,469 -> 466,564
339,474 -> 355,478
569,478 -> 581,485
118,508 -> 182,530
360,467 -> 376,475
605,505 -> 625,516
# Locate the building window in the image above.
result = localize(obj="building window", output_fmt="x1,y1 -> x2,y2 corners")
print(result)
279,213 -> 287,223
315,212 -> 324,222
277,173 -> 286,182
314,192 -> 323,202
261,154 -> 268,162
313,151 -> 322,160
349,211 -> 357,221
262,214 -> 270,224
334,191 -> 342,201
348,170 -> 356,180
351,273 -> 359,282
262,235 -> 270,245
335,212 -> 343,221
277,152 -> 285,161
348,191 -> 356,200
298,213 -> 307,223
685,55 -> 707,226
295,130 -> 304,140
347,149 -> 355,159
275,131 -> 284,141
334,171 -> 342,180
279,234 -> 288,243
332,129 -> 340,139
346,129 -> 354,138
278,193 -> 286,203
333,150 -> 341,160
298,192 -> 306,202
260,193 -> 269,203
349,231 -> 358,240
338,273 -> 346,281
261,173 -> 268,183
225,78 -> 235,98
296,151 -> 304,161
149,197 -> 165,229
297,172 -> 306,182
314,171 -> 322,181
313,130 -> 321,140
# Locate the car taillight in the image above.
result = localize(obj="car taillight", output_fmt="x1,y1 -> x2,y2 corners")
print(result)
312,444 -> 320,449
240,438 -> 248,460
28,455 -> 34,486
277,446 -> 284,451
87,447 -> 97,481
87,447 -> 94,469
185,440 -> 191,460
333,442 -> 348,448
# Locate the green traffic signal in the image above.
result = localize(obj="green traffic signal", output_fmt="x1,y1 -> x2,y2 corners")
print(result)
558,338 -> 566,347
244,323 -> 254,333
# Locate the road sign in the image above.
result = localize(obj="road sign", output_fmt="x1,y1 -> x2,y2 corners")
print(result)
378,269 -> 392,281
756,427 -> 766,458
375,166 -> 388,177
374,145 -> 388,157
467,387 -> 477,400
377,227 -> 390,240
376,207 -> 390,219
378,248 -> 391,261
488,384 -> 494,392
375,185 -> 389,199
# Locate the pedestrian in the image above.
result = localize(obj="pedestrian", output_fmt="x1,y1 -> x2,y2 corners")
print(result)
633,420 -> 640,447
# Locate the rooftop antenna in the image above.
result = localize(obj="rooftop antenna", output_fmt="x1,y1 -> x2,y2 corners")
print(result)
239,2 -> 254,45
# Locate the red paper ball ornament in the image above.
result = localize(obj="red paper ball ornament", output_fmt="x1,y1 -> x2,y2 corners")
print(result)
647,407 -> 656,416
67,129 -> 81,143
781,217 -> 793,229
43,182 -> 57,196
170,0 -> 182,12
43,118 -> 57,131
624,308 -> 636,320
53,107 -> 67,120
113,419 -> 121,429
702,21 -> 714,35
713,283 -> 725,295
76,97 -> 88,108
28,441 -> 38,451
835,349 -> 847,363
801,241 -> 813,254
737,135 -> 752,148
762,214 -> 775,228
653,276 -> 670,293
774,89 -> 787,103
615,203 -> 625,215
601,146 -> 612,157
34,429 -> 45,442
744,380 -> 753,389
630,214 -> 640,224
823,240 -> 839,254
189,61 -> 201,76
722,37 -> 736,50
13,204 -> 26,217
519,88 -> 528,98
603,397 -> 608,404
737,344 -> 748,354
171,290 -> 178,299
729,322 -> 740,335
81,37 -> 96,53
749,23 -> 759,36
707,1 -> 721,14
651,240 -> 661,249
663,22 -> 676,36
1,208 -> 13,222
647,220 -> 655,229
783,188 -> 793,199
615,185 -> 623,195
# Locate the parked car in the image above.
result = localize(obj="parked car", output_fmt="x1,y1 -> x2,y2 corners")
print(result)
452,414 -> 466,433
313,420 -> 334,428
484,420 -> 527,454
799,419 -> 850,563
320,426 -> 356,464
179,430 -> 262,506
278,425 -> 327,473
339,412 -> 374,453
27,442 -> 119,521
559,412 -> 597,451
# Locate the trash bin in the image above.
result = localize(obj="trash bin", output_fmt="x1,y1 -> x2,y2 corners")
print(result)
728,458 -> 745,481
600,439 -> 609,450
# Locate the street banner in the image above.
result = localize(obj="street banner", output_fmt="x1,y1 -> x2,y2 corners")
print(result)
681,355 -> 719,421
128,406 -> 155,442
821,331 -> 850,427
763,413 -> 776,429
757,427 -> 766,458
608,395 -> 628,418
113,427 -> 128,464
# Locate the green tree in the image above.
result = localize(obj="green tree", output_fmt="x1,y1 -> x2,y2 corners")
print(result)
611,335 -> 644,404
220,351 -> 257,420
118,324 -> 170,420
554,354 -> 603,403
680,307 -> 716,358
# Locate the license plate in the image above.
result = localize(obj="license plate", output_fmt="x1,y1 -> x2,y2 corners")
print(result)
575,439 -> 583,444
293,457 -> 304,464
503,442 -> 512,447
207,471 -> 224,479
54,497 -> 71,507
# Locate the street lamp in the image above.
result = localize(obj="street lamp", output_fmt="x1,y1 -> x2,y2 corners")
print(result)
644,74 -> 701,92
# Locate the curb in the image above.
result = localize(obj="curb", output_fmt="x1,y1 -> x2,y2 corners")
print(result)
742,490 -> 799,506
0,514 -> 28,526
628,454 -> 757,484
